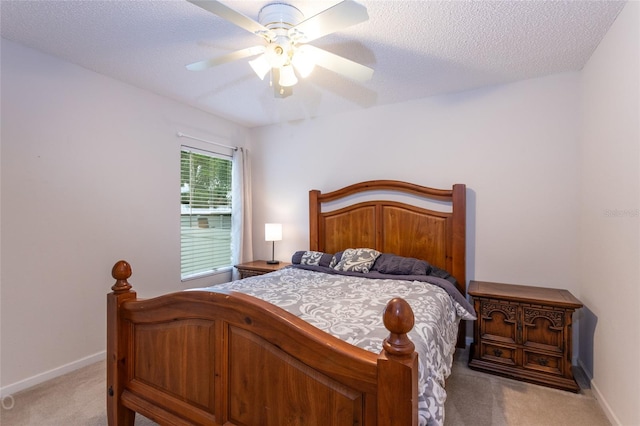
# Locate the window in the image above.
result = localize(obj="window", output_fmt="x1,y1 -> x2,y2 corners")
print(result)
180,146 -> 233,280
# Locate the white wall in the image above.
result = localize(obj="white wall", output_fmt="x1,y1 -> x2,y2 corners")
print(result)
579,2 -> 639,425
250,73 -> 581,295
0,38 -> 249,391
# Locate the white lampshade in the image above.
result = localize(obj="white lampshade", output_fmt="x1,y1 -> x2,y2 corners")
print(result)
292,45 -> 316,78
265,223 -> 282,242
249,54 -> 271,80
278,64 -> 298,87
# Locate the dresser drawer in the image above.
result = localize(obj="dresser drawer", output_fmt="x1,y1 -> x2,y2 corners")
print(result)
523,350 -> 563,376
479,342 -> 517,366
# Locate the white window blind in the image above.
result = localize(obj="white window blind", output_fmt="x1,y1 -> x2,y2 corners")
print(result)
180,146 -> 233,280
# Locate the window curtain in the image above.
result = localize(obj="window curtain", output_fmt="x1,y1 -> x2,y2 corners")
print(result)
231,147 -> 252,279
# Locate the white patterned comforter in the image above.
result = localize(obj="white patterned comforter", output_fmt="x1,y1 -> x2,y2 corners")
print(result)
196,266 -> 475,426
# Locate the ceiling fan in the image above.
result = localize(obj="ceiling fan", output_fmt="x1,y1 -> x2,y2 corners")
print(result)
186,0 -> 374,98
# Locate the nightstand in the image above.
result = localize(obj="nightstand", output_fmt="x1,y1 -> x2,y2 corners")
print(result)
235,260 -> 291,279
468,280 -> 583,392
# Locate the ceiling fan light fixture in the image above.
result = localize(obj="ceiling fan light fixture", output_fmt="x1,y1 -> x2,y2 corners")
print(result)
279,64 -> 298,87
292,46 -> 315,78
249,54 -> 271,80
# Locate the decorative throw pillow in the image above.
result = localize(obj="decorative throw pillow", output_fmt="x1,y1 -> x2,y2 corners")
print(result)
332,248 -> 381,273
291,251 -> 333,267
301,251 -> 333,267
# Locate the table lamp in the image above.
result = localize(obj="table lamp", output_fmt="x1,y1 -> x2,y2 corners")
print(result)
265,223 -> 282,264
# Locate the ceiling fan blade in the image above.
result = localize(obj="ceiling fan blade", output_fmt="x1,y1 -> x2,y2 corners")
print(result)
289,0 -> 368,43
303,45 -> 373,82
187,0 -> 275,41
186,46 -> 266,71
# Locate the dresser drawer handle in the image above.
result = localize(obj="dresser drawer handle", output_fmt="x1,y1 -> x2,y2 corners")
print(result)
537,357 -> 549,366
493,348 -> 503,357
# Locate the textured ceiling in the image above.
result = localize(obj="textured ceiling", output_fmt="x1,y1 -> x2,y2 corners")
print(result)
0,0 -> 626,128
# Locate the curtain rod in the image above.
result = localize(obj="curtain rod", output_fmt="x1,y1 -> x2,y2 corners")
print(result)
177,132 -> 238,151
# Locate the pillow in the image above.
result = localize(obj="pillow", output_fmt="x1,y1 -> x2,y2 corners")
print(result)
329,251 -> 343,268
371,253 -> 431,275
429,264 -> 457,285
332,248 -> 381,273
291,251 -> 333,267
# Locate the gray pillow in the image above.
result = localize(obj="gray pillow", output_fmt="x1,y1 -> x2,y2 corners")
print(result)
371,253 -> 431,275
329,251 -> 343,268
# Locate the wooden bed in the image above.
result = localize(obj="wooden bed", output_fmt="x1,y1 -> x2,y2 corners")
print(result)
107,180 -> 467,426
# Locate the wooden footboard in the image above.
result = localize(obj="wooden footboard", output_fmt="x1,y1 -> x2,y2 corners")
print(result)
107,260 -> 419,426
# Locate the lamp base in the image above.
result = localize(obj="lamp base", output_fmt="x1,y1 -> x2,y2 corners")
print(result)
266,260 -> 280,265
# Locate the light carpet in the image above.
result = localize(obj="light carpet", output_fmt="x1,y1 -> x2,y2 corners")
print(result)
444,348 -> 610,426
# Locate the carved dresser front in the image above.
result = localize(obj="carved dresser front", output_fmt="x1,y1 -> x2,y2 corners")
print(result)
468,280 -> 583,392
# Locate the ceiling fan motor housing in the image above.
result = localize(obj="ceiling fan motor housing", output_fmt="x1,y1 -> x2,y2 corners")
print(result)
258,3 -> 304,30
258,3 -> 304,63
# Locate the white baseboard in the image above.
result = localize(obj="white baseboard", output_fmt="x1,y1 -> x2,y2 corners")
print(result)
578,359 -> 622,426
0,351 -> 105,398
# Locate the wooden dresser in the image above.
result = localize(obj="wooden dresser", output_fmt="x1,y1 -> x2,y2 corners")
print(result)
235,260 -> 291,279
468,280 -> 583,392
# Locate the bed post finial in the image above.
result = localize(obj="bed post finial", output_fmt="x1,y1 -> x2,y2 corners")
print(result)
379,297 -> 418,424
382,298 -> 415,356
111,260 -> 132,293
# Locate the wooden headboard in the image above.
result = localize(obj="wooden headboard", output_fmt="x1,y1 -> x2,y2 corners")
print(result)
309,180 -> 467,346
